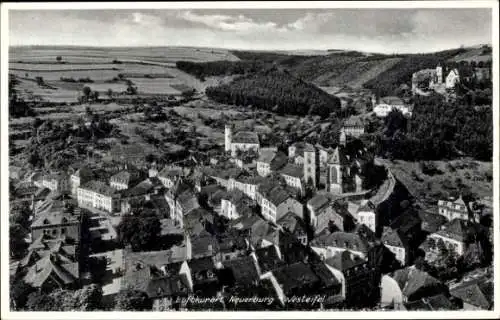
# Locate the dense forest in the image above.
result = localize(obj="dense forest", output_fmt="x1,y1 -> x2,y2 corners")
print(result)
205,68 -> 341,118
363,93 -> 493,161
176,60 -> 265,80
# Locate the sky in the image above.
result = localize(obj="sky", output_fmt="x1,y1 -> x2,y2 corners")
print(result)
8,8 -> 493,54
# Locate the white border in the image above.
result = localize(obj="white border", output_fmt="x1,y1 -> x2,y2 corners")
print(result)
1,1 -> 499,320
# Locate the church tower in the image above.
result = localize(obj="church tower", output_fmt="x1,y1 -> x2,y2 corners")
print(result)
225,125 -> 232,153
436,64 -> 443,84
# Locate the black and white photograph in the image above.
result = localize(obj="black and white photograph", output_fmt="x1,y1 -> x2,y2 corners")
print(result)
1,1 -> 498,318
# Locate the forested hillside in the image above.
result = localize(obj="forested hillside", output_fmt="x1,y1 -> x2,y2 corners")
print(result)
205,68 -> 341,118
363,93 -> 493,161
363,48 -> 471,96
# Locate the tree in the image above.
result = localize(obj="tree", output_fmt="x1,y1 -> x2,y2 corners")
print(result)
56,56 -> 62,63
35,76 -> 44,86
92,91 -> 99,101
107,88 -> 113,99
72,284 -> 103,311
88,256 -> 108,283
25,291 -> 58,311
117,215 -> 161,251
10,224 -> 28,259
10,280 -> 35,310
114,289 -> 152,311
82,86 -> 92,101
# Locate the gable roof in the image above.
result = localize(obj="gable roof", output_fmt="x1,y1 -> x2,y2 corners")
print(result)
311,231 -> 370,254
390,210 -> 422,234
223,255 -> 260,286
393,266 -> 442,299
450,277 -> 493,309
382,227 -> 407,248
232,131 -> 259,144
255,245 -> 285,274
325,250 -> 366,271
257,148 -> 277,164
273,262 -> 320,294
435,218 -> 473,242
328,146 -> 349,165
404,293 -> 458,311
24,254 -> 79,288
418,211 -> 448,233
80,180 -> 118,197
277,212 -> 307,235
265,186 -> 293,207
280,163 -> 303,179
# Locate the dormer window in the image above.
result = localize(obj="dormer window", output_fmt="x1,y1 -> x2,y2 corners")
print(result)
61,217 -> 68,224
43,219 -> 50,225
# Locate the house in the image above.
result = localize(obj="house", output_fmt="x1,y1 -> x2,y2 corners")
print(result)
31,199 -> 81,242
77,180 -> 120,213
225,125 -> 260,157
389,209 -> 422,246
254,245 -> 285,274
119,178 -> 165,214
256,149 -> 287,177
272,262 -> 340,304
310,231 -> 370,260
260,186 -> 303,223
217,232 -> 251,262
438,196 -> 471,222
230,213 -> 279,248
388,266 -> 446,304
165,180 -> 200,228
35,172 -> 70,193
342,118 -> 365,138
449,275 -> 493,310
418,210 -> 448,234
381,268 -> 447,309
381,227 -> 410,266
420,219 -> 475,260
156,166 -> 185,189
308,195 -> 354,234
222,254 -> 261,287
279,163 -> 305,194
70,166 -> 94,195
23,252 -> 80,291
356,200 -> 377,233
277,211 -> 308,246
220,190 -> 255,220
446,68 -> 460,89
325,250 -> 378,307
121,249 -> 193,311
288,142 -> 320,187
187,257 -> 219,295
373,96 -> 412,118
110,167 -> 144,190
404,293 -> 458,310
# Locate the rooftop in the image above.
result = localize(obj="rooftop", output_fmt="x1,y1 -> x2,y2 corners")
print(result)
393,266 -> 442,298
435,218 -> 475,242
325,250 -> 366,271
80,180 -> 118,197
311,231 -> 370,254
232,131 -> 259,145
280,163 -> 303,179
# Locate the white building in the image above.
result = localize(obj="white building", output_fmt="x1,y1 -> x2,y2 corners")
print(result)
77,180 -> 120,213
374,96 -> 412,118
279,163 -> 305,195
381,227 -> 408,266
438,196 -> 469,221
35,172 -> 70,193
446,69 -> 460,89
225,125 -> 260,157
70,167 -> 94,196
357,200 -> 377,233
220,190 -> 254,220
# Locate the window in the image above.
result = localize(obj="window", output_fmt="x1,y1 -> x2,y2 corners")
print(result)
52,229 -> 57,235
61,228 -> 66,235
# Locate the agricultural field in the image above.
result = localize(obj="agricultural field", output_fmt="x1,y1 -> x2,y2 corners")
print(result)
9,46 -> 237,101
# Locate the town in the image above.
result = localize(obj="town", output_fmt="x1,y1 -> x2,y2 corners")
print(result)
7,9 -> 494,314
